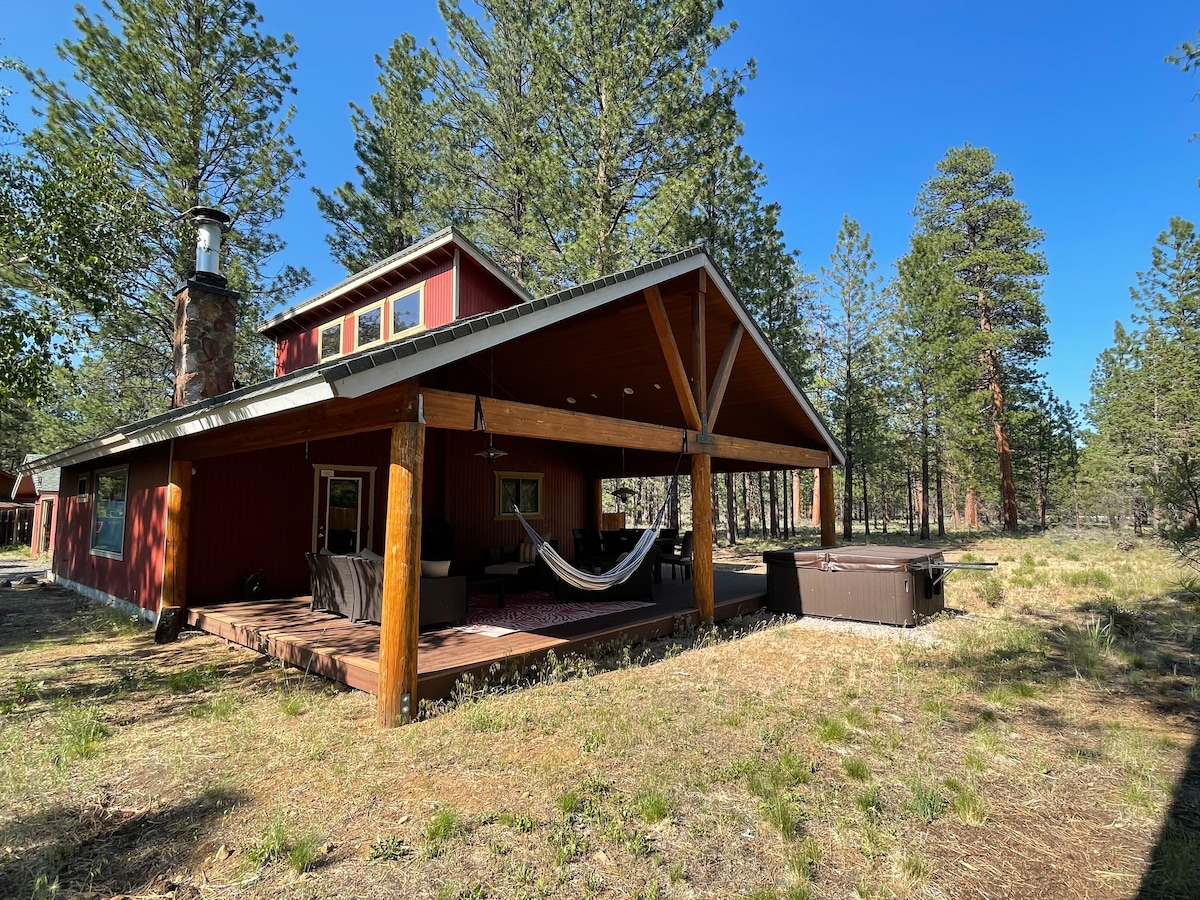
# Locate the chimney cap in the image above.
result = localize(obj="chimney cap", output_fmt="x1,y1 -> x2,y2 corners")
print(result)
187,206 -> 232,229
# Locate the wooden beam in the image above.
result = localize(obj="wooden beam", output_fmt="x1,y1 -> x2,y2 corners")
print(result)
177,383 -> 419,461
155,457 -> 191,644
692,271 -> 707,423
377,384 -> 424,728
706,323 -> 744,434
420,388 -> 830,469
819,466 -> 837,547
643,286 -> 702,430
691,452 -> 714,622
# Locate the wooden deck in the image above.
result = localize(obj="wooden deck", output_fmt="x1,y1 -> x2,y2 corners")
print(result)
185,569 -> 766,700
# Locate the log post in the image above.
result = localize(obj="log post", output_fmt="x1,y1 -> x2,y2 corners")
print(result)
593,479 -> 605,530
691,452 -> 714,622
155,458 -> 191,644
378,416 -> 425,727
818,466 -> 837,547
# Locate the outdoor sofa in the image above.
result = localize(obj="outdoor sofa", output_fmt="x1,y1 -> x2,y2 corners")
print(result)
305,552 -> 467,630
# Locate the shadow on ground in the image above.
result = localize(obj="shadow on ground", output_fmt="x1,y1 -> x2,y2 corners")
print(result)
1138,726 -> 1200,898
0,786 -> 245,898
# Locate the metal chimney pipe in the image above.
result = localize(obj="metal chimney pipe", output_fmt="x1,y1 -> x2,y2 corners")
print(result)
187,206 -> 232,276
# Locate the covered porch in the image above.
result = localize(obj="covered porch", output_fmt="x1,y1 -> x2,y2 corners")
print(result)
152,251 -> 842,726
185,563 -> 767,701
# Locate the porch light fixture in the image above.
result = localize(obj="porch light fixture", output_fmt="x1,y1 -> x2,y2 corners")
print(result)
611,485 -> 636,504
611,387 -> 636,504
472,392 -> 507,463
476,439 -> 508,463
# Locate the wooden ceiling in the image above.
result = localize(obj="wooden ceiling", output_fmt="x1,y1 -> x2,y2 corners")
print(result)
432,267 -> 833,458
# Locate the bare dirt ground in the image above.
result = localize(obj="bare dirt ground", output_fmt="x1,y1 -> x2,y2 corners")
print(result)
0,532 -> 1197,899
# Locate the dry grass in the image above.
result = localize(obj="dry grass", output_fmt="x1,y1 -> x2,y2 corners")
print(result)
0,530 -> 1197,899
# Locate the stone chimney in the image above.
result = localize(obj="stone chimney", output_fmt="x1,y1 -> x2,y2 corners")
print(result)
173,207 -> 240,408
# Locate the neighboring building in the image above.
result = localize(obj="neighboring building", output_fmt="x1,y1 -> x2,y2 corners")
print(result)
23,224 -> 843,723
1,468 -> 36,548
22,454 -> 61,557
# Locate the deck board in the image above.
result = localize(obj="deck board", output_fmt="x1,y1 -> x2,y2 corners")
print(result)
185,570 -> 765,700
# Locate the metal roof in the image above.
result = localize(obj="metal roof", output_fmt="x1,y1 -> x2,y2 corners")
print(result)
24,244 -> 843,474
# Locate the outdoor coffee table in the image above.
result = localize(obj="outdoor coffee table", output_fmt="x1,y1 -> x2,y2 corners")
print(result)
479,562 -> 534,607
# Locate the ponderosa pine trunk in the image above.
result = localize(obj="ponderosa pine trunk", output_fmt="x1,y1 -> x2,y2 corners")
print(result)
724,472 -> 737,545
980,308 -> 1018,531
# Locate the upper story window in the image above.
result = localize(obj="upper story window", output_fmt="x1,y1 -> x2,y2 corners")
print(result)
391,286 -> 422,338
313,282 -> 425,363
319,322 -> 342,361
356,302 -> 385,350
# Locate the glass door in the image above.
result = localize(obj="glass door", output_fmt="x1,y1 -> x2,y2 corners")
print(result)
317,474 -> 363,553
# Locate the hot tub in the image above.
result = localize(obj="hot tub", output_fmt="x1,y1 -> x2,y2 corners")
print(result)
763,545 -> 945,626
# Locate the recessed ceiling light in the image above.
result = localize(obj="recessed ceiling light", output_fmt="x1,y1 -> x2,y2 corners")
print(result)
590,393 -> 598,399
566,397 -> 576,404
653,383 -> 661,390
623,387 -> 634,395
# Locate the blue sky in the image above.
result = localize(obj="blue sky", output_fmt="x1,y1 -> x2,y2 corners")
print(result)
5,1 -> 1198,414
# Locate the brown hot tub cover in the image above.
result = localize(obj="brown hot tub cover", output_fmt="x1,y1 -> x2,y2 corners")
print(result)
763,545 -> 945,626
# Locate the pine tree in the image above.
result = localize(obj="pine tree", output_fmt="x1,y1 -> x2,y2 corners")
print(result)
329,0 -> 756,294
895,233 -> 963,539
1089,219 -> 1200,537
1,59 -> 149,404
820,216 -> 888,540
27,0 -> 309,428
539,0 -> 748,282
315,35 -> 441,274
912,145 -> 1049,531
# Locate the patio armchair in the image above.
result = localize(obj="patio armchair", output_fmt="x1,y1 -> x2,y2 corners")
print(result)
661,531 -> 694,581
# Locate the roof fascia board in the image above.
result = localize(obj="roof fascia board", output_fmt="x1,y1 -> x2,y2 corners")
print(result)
28,375 -> 336,473
129,379 -> 337,447
450,230 -> 533,303
258,229 -> 456,334
330,255 -> 706,400
701,258 -> 847,467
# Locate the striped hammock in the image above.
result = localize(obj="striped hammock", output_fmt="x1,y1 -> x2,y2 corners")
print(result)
513,501 -> 669,591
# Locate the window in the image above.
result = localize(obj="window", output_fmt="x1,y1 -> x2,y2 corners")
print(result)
319,322 -> 342,360
91,467 -> 128,558
77,474 -> 89,501
496,472 -> 543,520
356,303 -> 384,349
390,286 -> 422,338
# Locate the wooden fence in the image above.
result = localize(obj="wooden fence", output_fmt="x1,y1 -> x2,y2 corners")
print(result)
0,507 -> 33,547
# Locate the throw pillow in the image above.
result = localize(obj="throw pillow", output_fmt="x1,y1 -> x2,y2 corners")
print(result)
421,559 -> 452,578
359,549 -> 383,561
519,542 -> 536,564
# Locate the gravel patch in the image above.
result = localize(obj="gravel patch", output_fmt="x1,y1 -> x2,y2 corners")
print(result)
0,556 -> 48,584
783,609 -> 966,646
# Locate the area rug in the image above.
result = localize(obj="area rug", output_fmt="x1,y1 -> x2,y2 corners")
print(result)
456,600 -> 653,637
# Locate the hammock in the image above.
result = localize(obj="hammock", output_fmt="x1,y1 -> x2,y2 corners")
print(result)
514,499 -> 670,591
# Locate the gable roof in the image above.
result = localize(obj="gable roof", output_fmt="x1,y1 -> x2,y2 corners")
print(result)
25,246 -> 843,475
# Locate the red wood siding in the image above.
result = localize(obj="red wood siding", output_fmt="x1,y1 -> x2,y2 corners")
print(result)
275,329 -> 317,376
186,430 -> 392,603
423,266 -> 455,328
31,493 -> 57,556
272,262 -> 454,377
54,446 -> 170,613
458,255 -> 522,317
443,431 -> 589,565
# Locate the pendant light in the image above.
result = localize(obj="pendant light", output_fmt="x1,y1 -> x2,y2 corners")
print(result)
612,387 -> 636,504
474,353 -> 507,463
